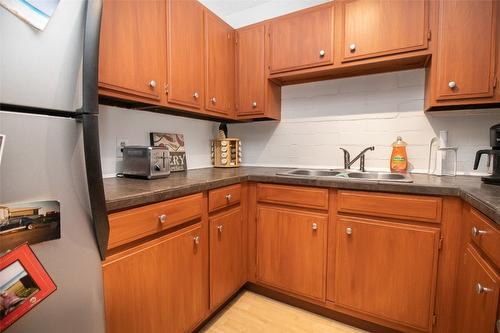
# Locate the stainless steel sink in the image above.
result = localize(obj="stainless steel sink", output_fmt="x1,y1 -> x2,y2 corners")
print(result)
281,169 -> 342,177
347,172 -> 412,182
277,169 -> 413,183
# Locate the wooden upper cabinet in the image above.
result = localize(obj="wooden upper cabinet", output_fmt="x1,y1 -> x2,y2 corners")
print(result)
167,0 -> 204,109
236,25 -> 266,116
454,244 -> 499,333
209,207 -> 244,309
268,4 -> 334,73
236,24 -> 281,120
99,0 -> 165,102
335,217 -> 440,332
205,11 -> 235,116
434,0 -> 497,101
256,206 -> 327,300
340,0 -> 428,62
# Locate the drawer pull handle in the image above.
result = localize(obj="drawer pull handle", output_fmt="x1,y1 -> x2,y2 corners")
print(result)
312,223 -> 318,231
193,92 -> 199,99
217,225 -> 223,233
193,236 -> 200,245
159,214 -> 167,224
471,226 -> 487,237
225,194 -> 232,201
319,49 -> 325,57
475,283 -> 493,294
346,227 -> 353,235
349,43 -> 356,52
448,81 -> 457,89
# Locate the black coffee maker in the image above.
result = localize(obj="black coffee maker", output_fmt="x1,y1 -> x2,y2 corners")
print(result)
474,123 -> 500,185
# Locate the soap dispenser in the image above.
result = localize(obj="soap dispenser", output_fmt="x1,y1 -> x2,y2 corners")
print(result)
390,136 -> 408,173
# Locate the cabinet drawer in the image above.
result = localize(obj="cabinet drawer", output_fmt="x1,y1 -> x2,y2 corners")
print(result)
108,193 -> 203,249
469,208 -> 500,268
257,184 -> 329,210
338,190 -> 442,223
209,184 -> 241,213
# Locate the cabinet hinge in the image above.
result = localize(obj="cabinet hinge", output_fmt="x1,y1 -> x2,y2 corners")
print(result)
164,83 -> 169,95
494,76 -> 498,89
438,237 -> 443,251
432,314 -> 437,326
427,30 -> 432,41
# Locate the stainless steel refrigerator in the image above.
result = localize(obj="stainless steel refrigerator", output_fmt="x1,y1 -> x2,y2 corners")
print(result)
0,0 -> 107,332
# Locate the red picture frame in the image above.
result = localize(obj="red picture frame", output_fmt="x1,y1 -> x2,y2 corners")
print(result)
0,243 -> 56,331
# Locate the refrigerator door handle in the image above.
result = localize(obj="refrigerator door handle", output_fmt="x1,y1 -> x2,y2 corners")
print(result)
80,0 -> 109,260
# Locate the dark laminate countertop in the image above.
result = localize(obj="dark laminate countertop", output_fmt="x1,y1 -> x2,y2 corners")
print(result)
103,166 -> 500,224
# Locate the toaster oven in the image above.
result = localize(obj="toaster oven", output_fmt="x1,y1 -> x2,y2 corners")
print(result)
122,146 -> 170,179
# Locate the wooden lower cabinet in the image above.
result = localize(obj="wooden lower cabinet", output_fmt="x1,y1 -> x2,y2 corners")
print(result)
454,244 -> 499,333
102,223 -> 207,333
256,206 -> 327,300
209,207 -> 244,309
334,216 -> 440,332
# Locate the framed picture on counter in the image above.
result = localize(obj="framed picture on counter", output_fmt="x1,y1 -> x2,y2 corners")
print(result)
0,243 -> 57,331
150,132 -> 187,172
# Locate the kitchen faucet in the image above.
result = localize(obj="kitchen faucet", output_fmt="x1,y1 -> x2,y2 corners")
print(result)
340,146 -> 375,172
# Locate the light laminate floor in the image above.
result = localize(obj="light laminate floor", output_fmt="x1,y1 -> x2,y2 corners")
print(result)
199,291 -> 368,333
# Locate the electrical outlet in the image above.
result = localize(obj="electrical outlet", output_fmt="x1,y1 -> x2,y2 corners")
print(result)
116,138 -> 128,157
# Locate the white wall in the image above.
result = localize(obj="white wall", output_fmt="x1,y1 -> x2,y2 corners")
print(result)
99,105 -> 218,177
229,69 -> 500,175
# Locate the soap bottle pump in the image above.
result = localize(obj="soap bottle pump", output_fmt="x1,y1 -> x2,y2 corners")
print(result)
390,136 -> 408,173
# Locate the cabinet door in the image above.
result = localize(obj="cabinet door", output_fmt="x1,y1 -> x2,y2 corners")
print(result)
99,0 -> 165,102
341,0 -> 428,62
205,11 -> 235,116
103,239 -> 165,333
256,206 -> 327,300
435,0 -> 497,100
236,25 -> 266,116
103,224 -> 207,333
269,4 -> 334,73
455,244 -> 499,333
167,0 -> 204,109
162,223 -> 207,333
210,207 -> 244,309
335,217 -> 439,331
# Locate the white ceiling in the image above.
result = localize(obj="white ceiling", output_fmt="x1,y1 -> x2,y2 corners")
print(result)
199,0 -> 274,17
199,0 -> 332,28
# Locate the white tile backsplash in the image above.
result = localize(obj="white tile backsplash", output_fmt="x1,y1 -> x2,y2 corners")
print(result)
228,69 -> 500,175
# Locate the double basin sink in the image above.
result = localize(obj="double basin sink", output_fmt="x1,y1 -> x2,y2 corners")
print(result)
277,169 -> 413,183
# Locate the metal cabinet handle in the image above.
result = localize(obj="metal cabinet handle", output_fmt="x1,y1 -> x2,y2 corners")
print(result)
475,283 -> 493,294
193,92 -> 199,99
349,43 -> 356,52
319,50 -> 325,57
149,80 -> 157,88
312,223 -> 318,230
448,81 -> 457,89
193,236 -> 200,245
252,101 -> 257,108
471,226 -> 487,237
211,97 -> 217,104
158,214 -> 167,223
225,194 -> 232,201
217,225 -> 223,233
346,227 -> 353,235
